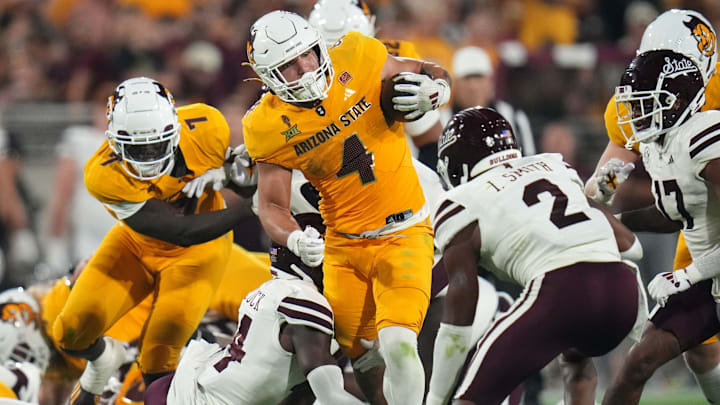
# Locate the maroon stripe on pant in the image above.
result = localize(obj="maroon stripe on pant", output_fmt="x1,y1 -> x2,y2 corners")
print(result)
430,258 -> 448,298
456,261 -> 638,405
650,279 -> 720,352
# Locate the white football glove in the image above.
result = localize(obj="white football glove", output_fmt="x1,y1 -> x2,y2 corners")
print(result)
589,158 -> 635,204
225,144 -> 258,188
392,72 -> 451,120
182,168 -> 227,198
286,226 -> 325,267
647,269 -> 693,307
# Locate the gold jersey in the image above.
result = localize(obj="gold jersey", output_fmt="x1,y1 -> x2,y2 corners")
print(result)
243,31 -> 425,234
605,62 -> 720,150
84,103 -> 230,248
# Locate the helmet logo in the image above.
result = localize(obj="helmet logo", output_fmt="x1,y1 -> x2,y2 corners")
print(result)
438,127 -> 457,153
684,17 -> 716,58
1,302 -> 36,325
661,56 -> 698,77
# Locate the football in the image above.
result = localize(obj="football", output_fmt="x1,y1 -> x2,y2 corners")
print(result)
380,73 -> 418,124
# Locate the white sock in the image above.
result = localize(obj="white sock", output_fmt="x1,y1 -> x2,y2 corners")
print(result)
378,326 -> 425,405
694,364 -> 720,403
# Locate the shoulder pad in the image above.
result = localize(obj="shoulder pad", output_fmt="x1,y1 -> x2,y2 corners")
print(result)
277,283 -> 333,336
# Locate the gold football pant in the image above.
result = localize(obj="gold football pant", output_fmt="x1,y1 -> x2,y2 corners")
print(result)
323,220 -> 434,358
53,223 -> 232,374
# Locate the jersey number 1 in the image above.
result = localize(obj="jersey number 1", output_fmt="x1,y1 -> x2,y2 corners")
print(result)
336,134 -> 376,185
653,179 -> 694,229
523,178 -> 590,229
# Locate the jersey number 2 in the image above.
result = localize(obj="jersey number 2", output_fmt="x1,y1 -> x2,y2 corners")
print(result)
213,315 -> 252,372
336,134 -> 376,185
523,179 -> 590,229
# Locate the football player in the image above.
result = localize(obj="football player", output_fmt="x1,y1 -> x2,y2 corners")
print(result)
243,10 -> 451,405
428,107 -> 643,405
143,216 -> 364,405
584,9 -> 720,403
308,0 -> 444,169
51,77 -> 254,404
0,289 -> 49,404
602,47 -> 720,404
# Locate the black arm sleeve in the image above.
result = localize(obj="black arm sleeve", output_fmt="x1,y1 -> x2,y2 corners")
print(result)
124,198 -> 248,247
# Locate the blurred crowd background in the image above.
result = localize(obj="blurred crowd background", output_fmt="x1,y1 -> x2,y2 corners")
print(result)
0,0 -> 718,402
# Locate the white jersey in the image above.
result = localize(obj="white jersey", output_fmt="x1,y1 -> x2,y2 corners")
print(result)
640,110 -> 720,300
433,153 -> 620,286
0,362 -> 41,404
56,126 -> 116,261
167,278 -> 334,405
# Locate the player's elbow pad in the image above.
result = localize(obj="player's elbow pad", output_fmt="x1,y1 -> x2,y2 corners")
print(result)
404,109 -> 440,136
307,365 -> 363,405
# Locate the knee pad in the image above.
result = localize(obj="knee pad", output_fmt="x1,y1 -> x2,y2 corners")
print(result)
378,326 -> 419,364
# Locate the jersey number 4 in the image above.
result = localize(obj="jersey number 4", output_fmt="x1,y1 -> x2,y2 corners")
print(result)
523,179 -> 590,229
213,315 -> 252,372
336,134 -> 376,185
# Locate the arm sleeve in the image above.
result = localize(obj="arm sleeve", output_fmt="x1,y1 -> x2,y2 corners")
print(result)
104,201 -> 146,220
306,365 -> 365,405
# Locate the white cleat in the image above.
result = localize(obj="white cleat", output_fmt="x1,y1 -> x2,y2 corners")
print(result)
78,337 -> 127,395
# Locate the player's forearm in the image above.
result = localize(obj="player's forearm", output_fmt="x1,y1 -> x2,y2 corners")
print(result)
125,200 -> 247,247
443,271 -> 478,326
420,61 -> 452,87
618,206 -> 682,233
258,201 -> 302,246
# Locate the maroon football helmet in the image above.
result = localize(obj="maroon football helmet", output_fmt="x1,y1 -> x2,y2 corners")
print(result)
437,107 -> 521,189
615,49 -> 705,147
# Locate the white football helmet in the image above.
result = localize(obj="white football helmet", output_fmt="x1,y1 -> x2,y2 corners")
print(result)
0,288 -> 50,372
247,11 -> 334,103
308,0 -> 376,46
106,77 -> 180,180
639,9 -> 717,85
